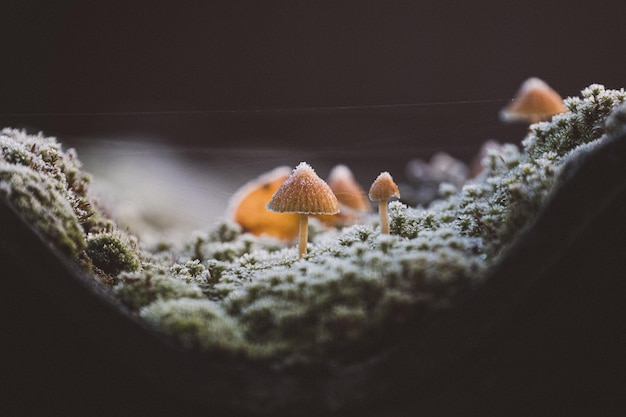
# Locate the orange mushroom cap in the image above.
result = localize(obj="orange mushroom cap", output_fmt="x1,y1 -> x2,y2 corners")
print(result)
316,164 -> 370,227
267,162 -> 340,215
500,77 -> 567,124
227,166 -> 300,240
369,172 -> 400,201
327,164 -> 371,212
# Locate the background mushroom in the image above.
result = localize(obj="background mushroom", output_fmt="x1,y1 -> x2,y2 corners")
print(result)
500,77 -> 567,124
316,164 -> 371,227
369,172 -> 400,234
227,166 -> 300,240
267,162 -> 339,257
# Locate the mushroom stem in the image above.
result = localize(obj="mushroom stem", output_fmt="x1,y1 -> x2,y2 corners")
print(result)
298,213 -> 309,258
379,199 -> 389,234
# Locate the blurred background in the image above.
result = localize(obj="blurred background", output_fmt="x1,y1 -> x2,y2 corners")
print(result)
1,1 -> 624,235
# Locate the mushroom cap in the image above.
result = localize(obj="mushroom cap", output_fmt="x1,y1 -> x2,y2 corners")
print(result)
327,164 -> 371,212
369,171 -> 400,201
267,162 -> 340,215
228,166 -> 300,239
500,77 -> 567,124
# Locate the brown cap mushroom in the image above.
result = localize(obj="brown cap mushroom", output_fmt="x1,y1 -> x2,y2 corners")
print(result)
267,162 -> 339,257
316,164 -> 371,226
369,172 -> 400,234
500,77 -> 567,124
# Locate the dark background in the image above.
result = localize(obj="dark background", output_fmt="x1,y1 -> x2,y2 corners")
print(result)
1,2 -> 624,162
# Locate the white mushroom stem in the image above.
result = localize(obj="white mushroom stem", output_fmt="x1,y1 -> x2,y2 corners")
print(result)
379,199 -> 390,234
298,213 -> 309,258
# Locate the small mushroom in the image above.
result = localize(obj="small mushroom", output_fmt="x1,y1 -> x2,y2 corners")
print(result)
316,164 -> 371,226
369,172 -> 400,234
267,162 -> 339,258
500,77 -> 567,124
227,166 -> 300,240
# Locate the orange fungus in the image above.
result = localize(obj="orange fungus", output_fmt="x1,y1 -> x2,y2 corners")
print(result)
227,166 -> 300,240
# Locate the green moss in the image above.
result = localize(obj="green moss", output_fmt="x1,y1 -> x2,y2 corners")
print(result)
139,298 -> 245,353
0,164 -> 86,257
1,128 -> 140,275
114,270 -> 204,311
524,84 -> 626,158
86,232 -> 140,276
0,130 -> 88,258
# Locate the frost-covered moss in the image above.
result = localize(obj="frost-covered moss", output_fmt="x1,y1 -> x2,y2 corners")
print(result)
1,128 -> 142,277
389,144 -> 561,258
217,226 -> 485,364
0,162 -> 86,257
1,130 -> 89,257
86,232 -> 140,276
114,270 -> 204,311
3,84 -> 626,368
524,84 -> 626,158
391,84 -> 626,258
139,298 -> 245,353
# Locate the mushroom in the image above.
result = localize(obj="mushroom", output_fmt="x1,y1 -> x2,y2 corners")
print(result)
328,164 -> 370,212
500,77 -> 567,124
227,166 -> 300,240
369,172 -> 400,234
316,164 -> 371,226
267,162 -> 339,258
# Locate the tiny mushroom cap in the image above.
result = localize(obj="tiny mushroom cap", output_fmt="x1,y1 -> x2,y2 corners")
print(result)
369,172 -> 400,202
500,77 -> 567,124
267,162 -> 340,215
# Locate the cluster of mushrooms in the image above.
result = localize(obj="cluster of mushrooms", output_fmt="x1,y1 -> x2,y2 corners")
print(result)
267,163 -> 399,258
228,162 -> 400,259
228,77 -> 566,258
